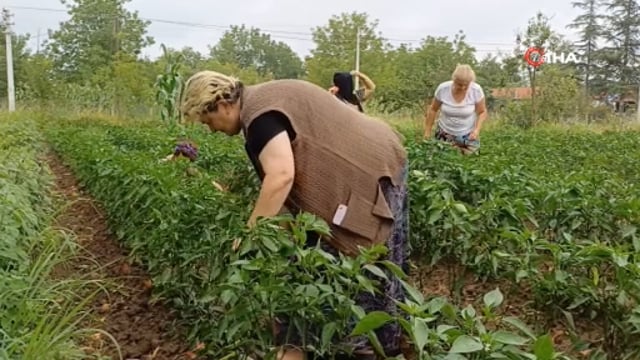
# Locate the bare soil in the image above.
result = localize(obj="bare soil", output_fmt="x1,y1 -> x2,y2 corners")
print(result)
46,152 -> 204,360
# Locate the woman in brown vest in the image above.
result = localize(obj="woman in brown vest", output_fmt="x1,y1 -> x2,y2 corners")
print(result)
180,71 -> 410,360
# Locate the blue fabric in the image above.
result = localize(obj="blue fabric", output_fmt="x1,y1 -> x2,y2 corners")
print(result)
435,126 -> 480,153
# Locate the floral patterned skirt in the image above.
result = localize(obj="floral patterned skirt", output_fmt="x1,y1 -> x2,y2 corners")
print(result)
435,126 -> 480,154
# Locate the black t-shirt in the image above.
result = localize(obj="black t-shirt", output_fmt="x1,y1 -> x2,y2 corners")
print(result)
244,110 -> 296,180
243,111 -> 322,246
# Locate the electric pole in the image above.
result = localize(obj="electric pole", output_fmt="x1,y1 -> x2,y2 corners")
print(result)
111,13 -> 120,116
36,28 -> 41,54
636,84 -> 640,123
3,8 -> 15,112
355,28 -> 360,90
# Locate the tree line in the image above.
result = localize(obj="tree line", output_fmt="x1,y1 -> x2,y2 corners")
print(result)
1,0 -> 639,124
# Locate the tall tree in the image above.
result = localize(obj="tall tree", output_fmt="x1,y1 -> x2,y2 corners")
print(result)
476,54 -> 520,89
381,32 -> 477,113
45,0 -> 154,82
515,11 -> 565,125
475,54 -> 524,109
601,0 -> 640,89
567,0 -> 603,95
304,12 -> 392,88
209,25 -> 304,79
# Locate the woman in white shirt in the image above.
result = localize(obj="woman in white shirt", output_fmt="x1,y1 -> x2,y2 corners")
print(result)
423,64 -> 488,154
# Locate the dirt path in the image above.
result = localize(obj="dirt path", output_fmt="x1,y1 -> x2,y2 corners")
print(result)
47,152 -> 200,360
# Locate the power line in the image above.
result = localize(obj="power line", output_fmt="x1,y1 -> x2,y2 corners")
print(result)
7,5 -> 520,47
17,24 -> 516,56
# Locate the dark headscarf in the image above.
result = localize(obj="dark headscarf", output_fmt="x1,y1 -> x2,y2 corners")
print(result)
333,72 -> 364,112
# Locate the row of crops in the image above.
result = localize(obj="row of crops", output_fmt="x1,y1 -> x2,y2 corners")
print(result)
0,116 -> 97,359
34,114 -> 640,359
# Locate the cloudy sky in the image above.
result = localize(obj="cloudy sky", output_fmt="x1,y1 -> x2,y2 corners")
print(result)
8,0 -> 584,60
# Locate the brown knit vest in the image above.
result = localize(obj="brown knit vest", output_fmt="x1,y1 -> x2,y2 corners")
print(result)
239,79 -> 407,256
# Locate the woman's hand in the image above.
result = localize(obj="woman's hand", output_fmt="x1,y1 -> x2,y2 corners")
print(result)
469,128 -> 480,141
159,154 -> 175,162
473,97 -> 488,140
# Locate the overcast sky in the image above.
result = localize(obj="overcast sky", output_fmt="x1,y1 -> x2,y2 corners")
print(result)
8,0 -> 584,61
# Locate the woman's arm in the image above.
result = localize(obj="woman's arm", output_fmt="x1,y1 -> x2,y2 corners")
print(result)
247,131 -> 295,227
471,97 -> 488,140
352,70 -> 376,101
424,98 -> 441,138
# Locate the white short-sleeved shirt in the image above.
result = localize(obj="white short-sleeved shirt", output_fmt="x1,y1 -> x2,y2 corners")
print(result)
434,80 -> 484,136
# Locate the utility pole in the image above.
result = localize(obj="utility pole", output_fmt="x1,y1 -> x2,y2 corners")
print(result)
354,28 -> 360,90
3,8 -> 15,112
636,84 -> 640,123
111,13 -> 120,116
36,28 -> 41,54
112,14 -> 120,56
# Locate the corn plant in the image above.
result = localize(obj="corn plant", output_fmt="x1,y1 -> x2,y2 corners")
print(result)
154,44 -> 184,126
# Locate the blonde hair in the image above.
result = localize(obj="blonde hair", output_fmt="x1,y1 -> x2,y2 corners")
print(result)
452,64 -> 476,83
180,70 -> 243,123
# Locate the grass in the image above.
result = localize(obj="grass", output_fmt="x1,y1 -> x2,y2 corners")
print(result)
0,114 -> 109,360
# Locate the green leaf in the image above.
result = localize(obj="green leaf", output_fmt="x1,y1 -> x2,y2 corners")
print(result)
612,253 -> 628,267
453,203 -> 468,214
413,317 -> 430,351
428,209 -> 443,224
261,236 -> 280,252
461,305 -> 476,319
622,225 -> 636,238
449,335 -> 483,353
350,311 -> 393,336
483,288 -> 504,308
400,279 -> 424,304
492,331 -> 529,346
533,334 -> 555,360
633,236 -> 640,253
515,270 -> 528,282
437,324 -> 457,335
321,323 -> 337,348
380,260 -> 407,279
364,264 -> 388,280
443,354 -> 468,360
503,316 -> 536,339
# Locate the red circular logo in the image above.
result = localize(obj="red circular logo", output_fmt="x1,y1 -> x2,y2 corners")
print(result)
524,47 -> 545,67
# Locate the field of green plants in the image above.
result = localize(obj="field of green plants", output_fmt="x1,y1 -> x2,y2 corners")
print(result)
2,111 -> 640,360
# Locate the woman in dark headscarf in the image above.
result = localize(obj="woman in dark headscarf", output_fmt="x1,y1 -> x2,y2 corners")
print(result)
329,70 -> 376,113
